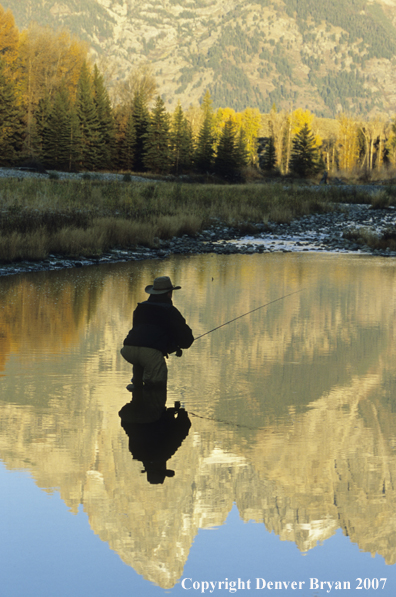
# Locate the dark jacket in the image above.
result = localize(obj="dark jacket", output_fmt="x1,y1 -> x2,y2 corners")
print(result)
123,294 -> 194,355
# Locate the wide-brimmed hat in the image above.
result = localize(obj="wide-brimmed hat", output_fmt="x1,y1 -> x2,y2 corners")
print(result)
145,276 -> 181,294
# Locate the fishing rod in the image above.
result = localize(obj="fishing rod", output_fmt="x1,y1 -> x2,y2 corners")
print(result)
194,288 -> 305,341
171,289 -> 305,427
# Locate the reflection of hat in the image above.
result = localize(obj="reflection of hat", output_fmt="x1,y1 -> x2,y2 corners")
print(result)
145,276 -> 181,295
142,461 -> 175,484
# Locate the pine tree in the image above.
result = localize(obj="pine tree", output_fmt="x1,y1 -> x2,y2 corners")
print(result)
92,64 -> 114,170
132,90 -> 150,172
234,128 -> 249,171
289,123 -> 321,178
0,58 -> 24,165
42,87 -> 68,168
22,112 -> 42,161
195,90 -> 215,173
68,105 -> 82,172
261,136 -> 277,172
170,102 -> 193,174
35,94 -> 52,160
42,84 -> 80,170
75,61 -> 99,170
214,118 -> 238,179
143,95 -> 171,174
117,109 -> 136,171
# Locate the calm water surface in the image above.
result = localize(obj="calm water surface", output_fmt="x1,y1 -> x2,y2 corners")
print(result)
1,253 -> 396,596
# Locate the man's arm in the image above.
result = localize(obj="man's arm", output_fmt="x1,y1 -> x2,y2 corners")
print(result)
171,308 -> 194,349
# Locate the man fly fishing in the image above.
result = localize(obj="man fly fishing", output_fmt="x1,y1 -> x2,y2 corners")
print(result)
120,275 -> 194,391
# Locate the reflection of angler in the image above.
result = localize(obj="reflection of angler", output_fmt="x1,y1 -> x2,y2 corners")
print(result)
119,398 -> 191,484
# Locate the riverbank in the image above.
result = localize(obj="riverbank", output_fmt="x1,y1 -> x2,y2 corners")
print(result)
1,202 -> 395,277
0,170 -> 395,276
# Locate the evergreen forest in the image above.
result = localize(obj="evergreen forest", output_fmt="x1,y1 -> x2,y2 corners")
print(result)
0,4 -> 396,180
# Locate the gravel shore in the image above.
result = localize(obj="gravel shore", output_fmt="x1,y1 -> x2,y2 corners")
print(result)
0,202 -> 395,277
1,167 -> 395,275
0,166 -> 150,184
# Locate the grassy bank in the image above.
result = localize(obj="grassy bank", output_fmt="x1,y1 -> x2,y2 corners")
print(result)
0,177 -> 393,262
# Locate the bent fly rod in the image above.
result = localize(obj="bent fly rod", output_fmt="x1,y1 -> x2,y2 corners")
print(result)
194,288 -> 305,341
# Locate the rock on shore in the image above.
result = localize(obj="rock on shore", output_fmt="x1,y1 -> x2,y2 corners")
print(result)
1,203 -> 395,277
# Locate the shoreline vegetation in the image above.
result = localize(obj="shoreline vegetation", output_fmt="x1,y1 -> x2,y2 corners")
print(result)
1,4 -> 396,268
1,176 -> 396,264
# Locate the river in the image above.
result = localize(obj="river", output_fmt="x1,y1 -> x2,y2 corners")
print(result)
1,252 -> 396,596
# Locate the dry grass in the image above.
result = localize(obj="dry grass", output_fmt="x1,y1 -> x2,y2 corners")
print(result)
343,227 -> 378,246
0,230 -> 48,261
334,165 -> 396,185
343,225 -> 396,252
370,190 -> 391,210
0,176 -> 392,262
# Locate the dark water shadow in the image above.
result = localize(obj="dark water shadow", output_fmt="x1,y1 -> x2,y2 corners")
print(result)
119,391 -> 191,484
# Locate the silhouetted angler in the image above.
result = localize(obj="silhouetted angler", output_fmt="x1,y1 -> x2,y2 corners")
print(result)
120,275 -> 194,393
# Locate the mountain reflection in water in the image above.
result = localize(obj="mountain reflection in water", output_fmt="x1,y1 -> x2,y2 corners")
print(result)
0,253 -> 395,591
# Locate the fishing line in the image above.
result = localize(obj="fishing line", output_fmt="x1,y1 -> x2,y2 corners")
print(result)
188,410 -> 265,430
183,287 -> 306,427
194,287 -> 305,341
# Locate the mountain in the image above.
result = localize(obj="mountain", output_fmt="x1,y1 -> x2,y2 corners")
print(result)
3,0 -> 396,117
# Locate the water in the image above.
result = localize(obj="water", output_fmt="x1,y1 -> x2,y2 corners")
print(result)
1,253 -> 396,596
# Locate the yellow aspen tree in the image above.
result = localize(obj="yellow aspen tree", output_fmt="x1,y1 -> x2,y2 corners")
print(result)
376,120 -> 388,172
0,5 -> 19,71
216,107 -> 237,124
291,108 -> 322,145
291,107 -> 314,135
359,121 -> 373,172
371,117 -> 386,171
185,104 -> 204,139
321,136 -> 337,173
17,24 -> 88,156
337,114 -> 359,172
358,117 -> 386,172
18,24 -> 88,106
386,118 -> 396,166
284,111 -> 293,174
213,107 -> 237,149
55,31 -> 89,98
266,107 -> 289,173
240,107 -> 261,165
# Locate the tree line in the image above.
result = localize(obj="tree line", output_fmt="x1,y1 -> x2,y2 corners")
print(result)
0,3 -> 395,180
262,107 -> 396,178
0,6 -> 259,177
0,51 -> 255,178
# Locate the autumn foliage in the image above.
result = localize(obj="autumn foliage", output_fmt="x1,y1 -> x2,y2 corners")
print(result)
0,4 -> 394,179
